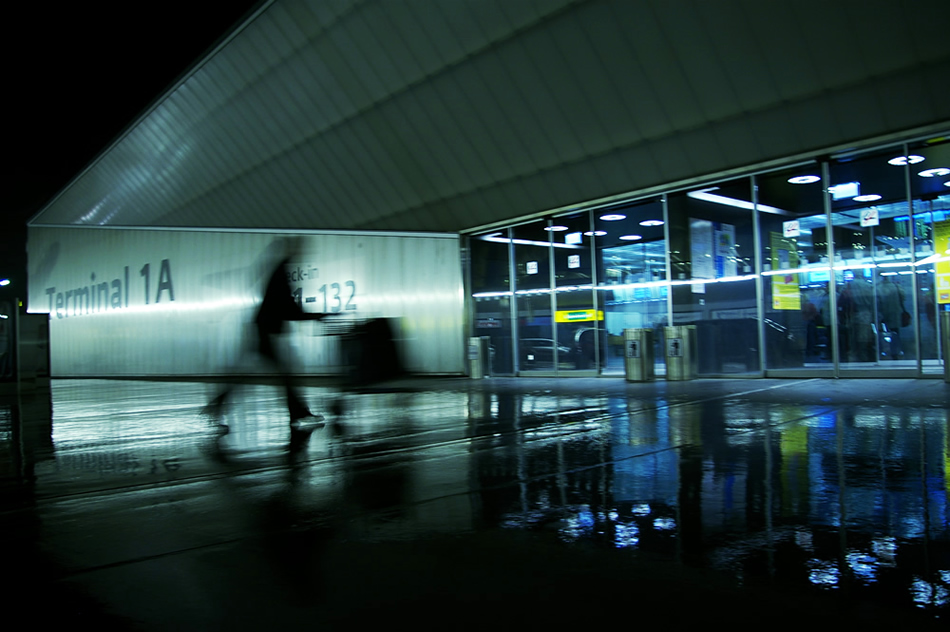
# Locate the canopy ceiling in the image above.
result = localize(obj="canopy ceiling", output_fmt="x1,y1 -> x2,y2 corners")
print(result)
29,0 -> 950,233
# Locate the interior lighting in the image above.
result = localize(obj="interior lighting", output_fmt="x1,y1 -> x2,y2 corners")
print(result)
830,182 -> 860,199
887,155 -> 925,166
544,225 -> 569,231
788,175 -> 820,184
687,187 -> 788,215
0,279 -> 9,286
619,234 -> 643,241
918,167 -> 950,177
480,232 -> 579,249
913,252 -> 945,266
583,230 -> 607,236
853,194 -> 882,202
639,219 -> 664,227
600,214 -> 626,221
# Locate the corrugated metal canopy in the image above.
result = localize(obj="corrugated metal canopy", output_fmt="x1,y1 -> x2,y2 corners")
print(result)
29,0 -> 950,233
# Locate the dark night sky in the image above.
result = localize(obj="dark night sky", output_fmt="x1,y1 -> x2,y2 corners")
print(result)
3,2 -> 261,298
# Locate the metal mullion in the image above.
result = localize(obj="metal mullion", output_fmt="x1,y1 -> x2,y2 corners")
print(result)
508,227 -> 520,375
903,143 -> 921,375
823,160 -> 840,375
663,194 -> 673,328
752,175 -> 766,376
548,219 -> 558,377
588,209 -> 602,374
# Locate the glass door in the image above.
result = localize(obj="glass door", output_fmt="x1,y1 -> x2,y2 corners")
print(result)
907,138 -> 950,375
594,199 -> 667,376
830,149 -> 917,374
470,230 -> 515,375
756,165 -> 833,374
551,212 -> 600,374
513,220 -> 557,374
668,180 -> 759,376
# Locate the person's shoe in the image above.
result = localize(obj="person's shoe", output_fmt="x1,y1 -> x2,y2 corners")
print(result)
288,425 -> 316,454
292,412 -> 326,429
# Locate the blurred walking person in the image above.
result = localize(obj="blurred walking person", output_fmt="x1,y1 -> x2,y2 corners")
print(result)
204,238 -> 331,454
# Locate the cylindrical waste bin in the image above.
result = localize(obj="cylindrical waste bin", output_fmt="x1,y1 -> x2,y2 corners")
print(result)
664,325 -> 697,381
623,328 -> 654,382
942,310 -> 950,384
468,336 -> 491,379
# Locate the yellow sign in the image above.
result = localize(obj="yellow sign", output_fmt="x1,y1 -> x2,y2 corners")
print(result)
935,219 -> 950,304
770,232 -> 801,310
555,309 -> 604,323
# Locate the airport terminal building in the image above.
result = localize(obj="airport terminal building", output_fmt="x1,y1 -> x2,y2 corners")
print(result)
24,0 -> 950,380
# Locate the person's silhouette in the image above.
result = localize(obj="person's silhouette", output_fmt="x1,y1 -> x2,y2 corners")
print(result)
204,238 -> 331,453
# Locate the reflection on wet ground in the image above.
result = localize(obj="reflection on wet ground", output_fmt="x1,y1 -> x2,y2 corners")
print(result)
1,377 -> 947,628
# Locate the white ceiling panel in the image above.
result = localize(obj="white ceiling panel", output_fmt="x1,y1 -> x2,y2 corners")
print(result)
31,0 -> 949,232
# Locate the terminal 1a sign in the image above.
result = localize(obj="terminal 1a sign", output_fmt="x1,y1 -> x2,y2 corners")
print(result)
555,309 -> 604,323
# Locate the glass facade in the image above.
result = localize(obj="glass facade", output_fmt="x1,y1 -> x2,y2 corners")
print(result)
467,134 -> 950,378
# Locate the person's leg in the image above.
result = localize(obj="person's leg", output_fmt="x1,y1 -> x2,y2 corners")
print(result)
261,333 -> 313,422
261,334 -> 323,455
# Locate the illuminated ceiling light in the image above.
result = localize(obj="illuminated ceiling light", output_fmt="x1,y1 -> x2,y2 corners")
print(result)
853,194 -> 882,202
619,234 -> 643,241
584,230 -> 607,236
0,279 -> 9,286
788,175 -> 820,184
544,225 -> 569,231
918,167 -> 950,177
600,214 -> 626,221
944,180 -> 950,187
639,219 -> 664,227
887,155 -> 924,166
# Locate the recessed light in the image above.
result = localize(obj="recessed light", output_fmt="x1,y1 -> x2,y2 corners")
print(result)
639,219 -> 664,227
584,230 -> 607,236
788,175 -> 820,184
600,214 -> 626,221
545,225 -> 568,231
853,194 -> 882,202
918,167 -> 950,178
887,155 -> 925,166
619,234 -> 643,241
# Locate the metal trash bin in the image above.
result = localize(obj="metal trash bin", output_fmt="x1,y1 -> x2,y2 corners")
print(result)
942,310 -> 950,384
468,336 -> 491,379
623,328 -> 654,382
664,325 -> 697,381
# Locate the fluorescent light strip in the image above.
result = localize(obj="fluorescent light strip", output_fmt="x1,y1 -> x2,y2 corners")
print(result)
833,262 -> 879,271
481,232 -> 580,249
875,261 -> 913,268
914,252 -> 949,266
687,188 -> 789,215
470,253 -> 946,299
596,280 -> 668,291
761,266 -> 820,276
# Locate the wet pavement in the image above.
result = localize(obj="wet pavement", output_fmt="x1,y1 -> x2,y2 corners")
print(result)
2,376 -> 948,629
